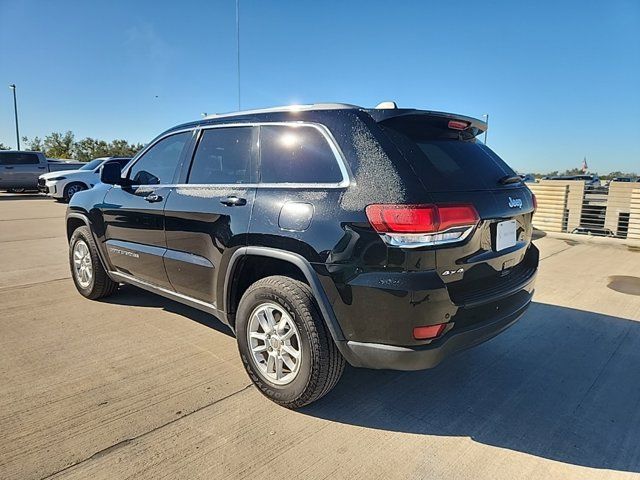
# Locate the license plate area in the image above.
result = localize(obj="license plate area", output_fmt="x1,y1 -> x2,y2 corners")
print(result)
495,220 -> 517,251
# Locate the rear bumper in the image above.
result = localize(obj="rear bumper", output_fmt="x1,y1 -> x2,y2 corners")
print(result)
339,289 -> 533,370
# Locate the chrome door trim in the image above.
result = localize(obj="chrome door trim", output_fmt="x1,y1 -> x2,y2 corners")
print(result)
123,121 -> 351,189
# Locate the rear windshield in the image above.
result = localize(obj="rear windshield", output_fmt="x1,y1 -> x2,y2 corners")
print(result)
0,152 -> 40,165
381,123 -> 516,192
80,159 -> 105,170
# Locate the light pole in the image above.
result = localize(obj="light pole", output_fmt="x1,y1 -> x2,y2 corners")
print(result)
482,114 -> 489,145
9,84 -> 20,150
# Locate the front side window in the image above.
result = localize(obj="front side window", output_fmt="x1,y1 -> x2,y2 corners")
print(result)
0,152 -> 40,165
188,127 -> 256,184
128,132 -> 190,185
259,125 -> 343,184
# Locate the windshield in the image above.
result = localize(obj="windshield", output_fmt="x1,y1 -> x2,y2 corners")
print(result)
80,159 -> 105,171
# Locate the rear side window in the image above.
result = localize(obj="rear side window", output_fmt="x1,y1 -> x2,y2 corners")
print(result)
382,123 -> 516,192
0,152 -> 40,165
188,127 -> 256,184
259,125 -> 343,184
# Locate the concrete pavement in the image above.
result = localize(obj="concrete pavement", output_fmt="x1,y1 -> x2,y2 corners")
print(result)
1,193 -> 639,479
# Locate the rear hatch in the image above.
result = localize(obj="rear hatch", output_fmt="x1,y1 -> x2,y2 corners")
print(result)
377,112 -> 536,307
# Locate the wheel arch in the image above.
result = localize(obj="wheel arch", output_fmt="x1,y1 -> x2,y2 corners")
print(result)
223,247 -> 345,343
66,212 -> 112,273
63,181 -> 89,199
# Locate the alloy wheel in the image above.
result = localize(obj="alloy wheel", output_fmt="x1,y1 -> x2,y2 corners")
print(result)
72,240 -> 93,288
247,303 -> 302,385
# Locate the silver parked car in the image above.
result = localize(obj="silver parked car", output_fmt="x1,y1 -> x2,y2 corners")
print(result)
0,151 -> 83,192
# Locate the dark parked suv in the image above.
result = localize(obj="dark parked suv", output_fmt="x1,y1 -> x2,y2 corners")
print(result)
66,103 -> 538,408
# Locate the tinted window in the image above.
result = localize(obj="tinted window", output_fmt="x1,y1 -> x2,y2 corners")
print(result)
0,152 -> 40,165
114,158 -> 131,168
80,159 -> 105,170
188,127 -> 255,184
101,158 -> 130,171
382,124 -> 515,192
129,132 -> 190,185
259,125 -> 343,183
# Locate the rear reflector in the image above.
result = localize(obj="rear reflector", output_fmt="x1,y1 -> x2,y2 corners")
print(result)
413,323 -> 447,340
448,120 -> 469,130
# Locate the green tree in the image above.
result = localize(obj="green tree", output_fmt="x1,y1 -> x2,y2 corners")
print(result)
21,136 -> 44,152
0,142 -> 10,150
108,139 -> 144,158
43,131 -> 75,159
74,137 -> 110,162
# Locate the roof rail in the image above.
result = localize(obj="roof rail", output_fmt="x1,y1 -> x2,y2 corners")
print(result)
203,103 -> 361,120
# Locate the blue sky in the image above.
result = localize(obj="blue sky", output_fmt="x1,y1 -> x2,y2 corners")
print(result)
1,0 -> 639,173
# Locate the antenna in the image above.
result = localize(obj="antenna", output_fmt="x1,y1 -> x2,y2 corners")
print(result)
236,0 -> 241,111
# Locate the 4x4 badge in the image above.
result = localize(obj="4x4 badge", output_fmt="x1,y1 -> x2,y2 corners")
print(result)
508,197 -> 523,208
442,268 -> 464,276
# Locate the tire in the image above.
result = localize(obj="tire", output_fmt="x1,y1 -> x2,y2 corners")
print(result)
69,226 -> 119,299
236,275 -> 345,409
63,182 -> 86,202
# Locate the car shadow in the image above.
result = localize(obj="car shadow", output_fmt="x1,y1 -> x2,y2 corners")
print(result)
0,193 -> 47,201
101,284 -> 234,337
301,302 -> 640,473
532,228 -> 547,240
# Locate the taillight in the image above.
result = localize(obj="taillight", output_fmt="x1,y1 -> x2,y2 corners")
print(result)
365,204 -> 479,248
448,120 -> 469,130
365,204 -> 439,233
531,193 -> 537,213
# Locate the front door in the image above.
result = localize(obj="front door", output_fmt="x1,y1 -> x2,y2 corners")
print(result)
102,131 -> 193,289
163,126 -> 258,305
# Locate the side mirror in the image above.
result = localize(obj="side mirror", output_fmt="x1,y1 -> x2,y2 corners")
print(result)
100,162 -> 125,185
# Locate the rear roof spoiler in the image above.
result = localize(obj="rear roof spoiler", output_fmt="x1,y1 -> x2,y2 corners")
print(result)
365,108 -> 487,138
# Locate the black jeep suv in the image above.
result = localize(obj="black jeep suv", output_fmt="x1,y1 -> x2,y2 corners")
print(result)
66,103 -> 538,408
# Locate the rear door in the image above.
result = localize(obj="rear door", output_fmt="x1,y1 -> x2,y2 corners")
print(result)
102,131 -> 193,289
0,152 -> 44,188
163,125 -> 258,304
380,116 -> 536,304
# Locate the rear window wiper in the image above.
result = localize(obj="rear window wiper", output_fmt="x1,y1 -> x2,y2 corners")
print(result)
498,175 -> 522,185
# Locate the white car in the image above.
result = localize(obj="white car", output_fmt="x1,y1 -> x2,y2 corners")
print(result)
38,157 -> 131,202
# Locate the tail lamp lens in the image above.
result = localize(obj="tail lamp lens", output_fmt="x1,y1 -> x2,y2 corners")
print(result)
448,120 -> 469,130
365,204 -> 439,233
365,204 -> 479,248
365,204 -> 479,233
366,204 -> 480,248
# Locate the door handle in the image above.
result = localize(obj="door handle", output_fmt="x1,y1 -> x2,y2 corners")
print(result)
220,196 -> 247,206
145,193 -> 163,203
37,166 -> 45,169
4,166 -> 13,169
